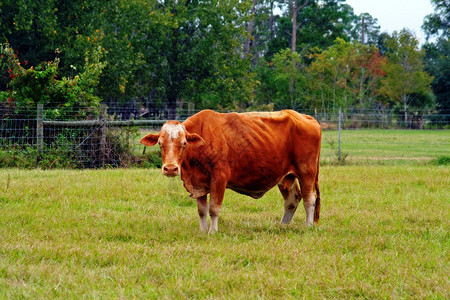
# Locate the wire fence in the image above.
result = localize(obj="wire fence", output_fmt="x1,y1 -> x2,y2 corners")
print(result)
1,104 -> 449,168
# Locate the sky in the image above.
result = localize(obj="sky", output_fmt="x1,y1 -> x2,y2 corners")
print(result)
344,0 -> 434,44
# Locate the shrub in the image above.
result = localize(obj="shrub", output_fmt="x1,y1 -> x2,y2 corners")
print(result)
0,42 -> 105,120
431,156 -> 450,166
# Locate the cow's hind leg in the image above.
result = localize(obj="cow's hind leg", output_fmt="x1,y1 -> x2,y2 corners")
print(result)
278,174 -> 301,224
298,172 -> 319,226
196,195 -> 208,232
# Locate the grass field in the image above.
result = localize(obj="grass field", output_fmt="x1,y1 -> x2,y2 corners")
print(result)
321,129 -> 450,164
0,165 -> 448,298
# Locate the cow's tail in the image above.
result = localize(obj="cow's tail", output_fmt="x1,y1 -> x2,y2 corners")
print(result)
313,154 -> 321,224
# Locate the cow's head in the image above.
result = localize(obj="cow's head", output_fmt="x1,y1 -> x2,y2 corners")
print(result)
140,121 -> 205,177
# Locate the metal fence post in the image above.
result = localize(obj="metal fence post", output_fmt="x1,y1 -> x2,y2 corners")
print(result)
338,107 -> 342,161
100,104 -> 107,168
37,103 -> 44,157
188,102 -> 195,117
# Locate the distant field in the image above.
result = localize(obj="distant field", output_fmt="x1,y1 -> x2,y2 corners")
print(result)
321,129 -> 449,164
0,166 -> 448,298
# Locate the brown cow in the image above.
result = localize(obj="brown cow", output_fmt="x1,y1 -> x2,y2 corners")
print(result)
140,110 -> 321,233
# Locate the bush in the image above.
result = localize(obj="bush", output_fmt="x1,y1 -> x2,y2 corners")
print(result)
143,149 -> 162,168
431,156 -> 450,166
0,126 -> 155,169
0,42 -> 105,120
0,146 -> 37,169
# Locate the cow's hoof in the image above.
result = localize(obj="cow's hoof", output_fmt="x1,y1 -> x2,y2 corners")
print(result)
281,211 -> 295,224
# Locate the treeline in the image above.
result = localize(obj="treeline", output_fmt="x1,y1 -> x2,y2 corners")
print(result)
0,0 -> 448,121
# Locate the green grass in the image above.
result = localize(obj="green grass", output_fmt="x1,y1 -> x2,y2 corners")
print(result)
0,166 -> 448,298
321,129 -> 450,164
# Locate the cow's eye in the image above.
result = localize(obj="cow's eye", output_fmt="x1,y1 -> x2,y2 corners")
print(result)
182,141 -> 187,147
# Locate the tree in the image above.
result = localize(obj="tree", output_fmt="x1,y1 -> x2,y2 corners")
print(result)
306,39 -> 355,112
305,38 -> 387,113
423,39 -> 449,116
376,32 -> 391,56
422,0 -> 449,40
291,0 -> 309,52
0,0 -> 256,114
0,0 -> 60,90
243,0 -> 287,65
267,0 -> 356,57
272,48 -> 308,109
0,42 -> 104,119
422,0 -> 449,116
350,43 -> 387,111
379,30 -> 435,124
350,13 -> 381,45
154,0 -> 254,114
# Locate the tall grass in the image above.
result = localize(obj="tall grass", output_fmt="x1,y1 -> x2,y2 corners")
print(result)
0,166 -> 448,298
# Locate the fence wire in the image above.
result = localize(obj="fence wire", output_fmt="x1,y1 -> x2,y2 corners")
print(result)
1,105 -> 449,168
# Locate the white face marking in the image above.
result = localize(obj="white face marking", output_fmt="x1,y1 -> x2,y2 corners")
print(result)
161,124 -> 185,139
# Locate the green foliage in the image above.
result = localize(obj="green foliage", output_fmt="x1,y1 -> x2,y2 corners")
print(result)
0,42 -> 104,119
422,0 -> 449,40
0,130 -> 83,169
267,0 -> 357,56
0,141 -> 80,169
350,13 -> 381,45
0,146 -> 37,169
379,30 -> 435,120
270,49 -> 308,109
307,38 -> 355,111
423,39 -> 449,116
422,0 -> 450,117
324,137 -> 349,165
142,148 -> 162,169
305,38 -> 388,112
431,155 -> 450,166
0,125 -> 148,169
0,0 -> 443,116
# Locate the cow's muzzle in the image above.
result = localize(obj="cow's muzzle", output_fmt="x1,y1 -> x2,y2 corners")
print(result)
162,163 -> 180,177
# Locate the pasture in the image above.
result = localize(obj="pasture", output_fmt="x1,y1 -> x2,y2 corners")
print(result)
320,129 -> 449,164
0,165 -> 448,298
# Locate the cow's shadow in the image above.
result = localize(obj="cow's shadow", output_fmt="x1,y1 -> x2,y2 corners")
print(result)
218,216 -> 321,238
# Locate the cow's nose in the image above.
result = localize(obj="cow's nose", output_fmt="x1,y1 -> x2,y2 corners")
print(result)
162,164 -> 179,176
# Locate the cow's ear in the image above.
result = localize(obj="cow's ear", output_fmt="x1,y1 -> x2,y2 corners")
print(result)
186,133 -> 205,145
140,133 -> 160,147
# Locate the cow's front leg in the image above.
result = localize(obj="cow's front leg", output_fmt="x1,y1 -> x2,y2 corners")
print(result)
208,178 -> 227,234
196,195 -> 208,232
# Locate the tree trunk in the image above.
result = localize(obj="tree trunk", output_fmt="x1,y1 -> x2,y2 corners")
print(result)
245,0 -> 257,58
361,16 -> 365,45
403,97 -> 408,128
289,77 -> 295,109
359,67 -> 365,112
291,0 -> 308,52
270,1 -> 275,40
291,0 -> 297,52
